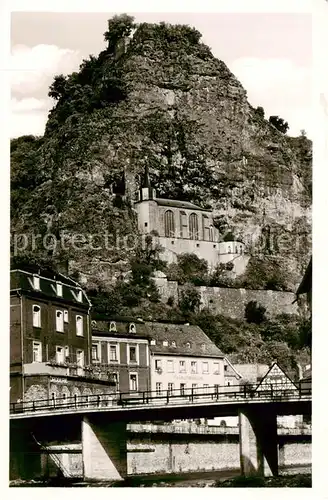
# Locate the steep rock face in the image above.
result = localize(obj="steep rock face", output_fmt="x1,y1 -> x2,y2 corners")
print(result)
11,20 -> 311,290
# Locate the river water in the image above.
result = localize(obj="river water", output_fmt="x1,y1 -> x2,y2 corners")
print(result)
10,465 -> 311,488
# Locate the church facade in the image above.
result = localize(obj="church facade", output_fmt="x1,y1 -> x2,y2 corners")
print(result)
134,168 -> 245,271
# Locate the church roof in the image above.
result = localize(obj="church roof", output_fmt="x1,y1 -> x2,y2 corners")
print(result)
155,198 -> 210,212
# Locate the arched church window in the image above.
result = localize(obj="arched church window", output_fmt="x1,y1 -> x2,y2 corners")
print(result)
189,213 -> 199,240
179,211 -> 187,238
202,215 -> 210,241
164,210 -> 175,237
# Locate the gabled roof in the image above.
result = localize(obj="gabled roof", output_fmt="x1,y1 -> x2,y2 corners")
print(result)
296,257 -> 312,296
155,198 -> 211,212
255,362 -> 298,391
146,322 -> 224,358
224,358 -> 243,379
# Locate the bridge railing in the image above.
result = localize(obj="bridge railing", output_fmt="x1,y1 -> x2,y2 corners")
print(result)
9,382 -> 311,415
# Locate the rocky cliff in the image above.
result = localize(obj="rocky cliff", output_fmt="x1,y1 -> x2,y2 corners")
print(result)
11,17 -> 311,291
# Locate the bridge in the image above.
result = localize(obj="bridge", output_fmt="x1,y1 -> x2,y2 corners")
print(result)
10,383 -> 311,482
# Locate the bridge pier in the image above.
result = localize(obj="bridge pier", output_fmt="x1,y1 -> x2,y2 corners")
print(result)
82,416 -> 127,482
10,424 -> 42,481
239,407 -> 278,477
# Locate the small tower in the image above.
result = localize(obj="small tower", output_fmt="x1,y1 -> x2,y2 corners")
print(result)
138,164 -> 156,202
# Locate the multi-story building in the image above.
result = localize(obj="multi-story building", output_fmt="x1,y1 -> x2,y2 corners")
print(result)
146,321 -> 225,396
91,316 -> 151,394
10,267 -> 115,404
134,166 -> 246,272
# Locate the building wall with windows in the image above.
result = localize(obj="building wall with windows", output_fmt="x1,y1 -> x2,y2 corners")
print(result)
10,268 -> 113,403
150,354 -> 225,396
134,175 -> 245,272
91,317 -> 151,394
146,322 -> 225,395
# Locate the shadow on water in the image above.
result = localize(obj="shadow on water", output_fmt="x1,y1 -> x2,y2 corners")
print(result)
10,466 -> 311,488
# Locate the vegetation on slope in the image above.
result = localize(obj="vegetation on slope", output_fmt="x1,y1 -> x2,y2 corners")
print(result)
10,15 -> 311,373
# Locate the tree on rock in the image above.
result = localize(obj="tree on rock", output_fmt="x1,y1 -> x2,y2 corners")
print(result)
269,115 -> 289,134
103,14 -> 136,52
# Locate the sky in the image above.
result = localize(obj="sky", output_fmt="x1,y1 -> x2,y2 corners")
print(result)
10,11 -> 312,138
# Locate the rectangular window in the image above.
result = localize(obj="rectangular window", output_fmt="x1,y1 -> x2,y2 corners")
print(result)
56,282 -> 63,296
214,384 -> 219,395
192,383 -> 198,392
56,310 -> 64,332
65,346 -> 69,359
129,346 -> 137,363
76,349 -> 84,367
32,341 -> 42,362
213,362 -> 220,374
64,310 -> 69,323
129,373 -> 138,392
32,305 -> 41,328
76,315 -> 83,336
92,344 -> 99,361
203,384 -> 209,394
168,383 -> 174,394
179,360 -> 186,373
156,382 -> 162,396
110,345 -> 118,361
56,346 -> 64,364
155,359 -> 162,371
33,275 -> 40,290
167,360 -> 174,373
202,362 -> 209,374
77,290 -> 82,302
180,383 -> 186,396
191,361 -> 197,374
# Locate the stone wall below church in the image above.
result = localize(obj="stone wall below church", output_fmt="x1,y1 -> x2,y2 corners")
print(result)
154,277 -> 298,319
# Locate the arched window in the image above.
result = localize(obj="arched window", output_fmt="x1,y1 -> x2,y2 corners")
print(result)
209,225 -> 214,242
189,213 -> 199,240
240,245 -> 243,254
76,315 -> 83,336
164,210 -> 175,237
202,215 -> 210,241
129,323 -> 136,334
33,305 -> 41,328
179,211 -> 187,238
228,246 -> 231,254
109,321 -> 117,332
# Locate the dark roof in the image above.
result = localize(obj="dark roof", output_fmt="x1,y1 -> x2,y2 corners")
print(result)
297,258 -> 312,295
91,318 -> 224,358
91,318 -> 149,339
92,329 -> 149,341
146,322 -> 224,358
155,198 -> 210,212
10,269 -> 90,307
92,314 -> 145,323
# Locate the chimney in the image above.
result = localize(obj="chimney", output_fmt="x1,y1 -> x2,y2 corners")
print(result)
296,363 -> 303,381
